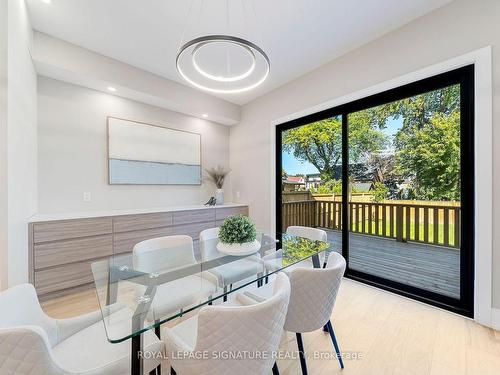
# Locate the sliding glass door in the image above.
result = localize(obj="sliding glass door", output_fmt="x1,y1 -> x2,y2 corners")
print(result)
276,66 -> 474,316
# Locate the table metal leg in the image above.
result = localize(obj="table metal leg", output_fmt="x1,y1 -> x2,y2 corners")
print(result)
131,285 -> 156,375
312,253 -> 320,269
106,268 -> 119,305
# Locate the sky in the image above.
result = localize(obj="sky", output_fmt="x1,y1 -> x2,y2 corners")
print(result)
282,116 -> 403,176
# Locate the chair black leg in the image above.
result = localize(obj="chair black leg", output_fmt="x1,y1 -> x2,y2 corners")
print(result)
296,332 -> 308,375
154,323 -> 162,375
272,362 -> 280,375
170,367 -> 176,375
223,285 -> 228,302
326,320 -> 344,369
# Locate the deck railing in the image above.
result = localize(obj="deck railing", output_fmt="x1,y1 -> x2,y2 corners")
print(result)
282,200 -> 461,248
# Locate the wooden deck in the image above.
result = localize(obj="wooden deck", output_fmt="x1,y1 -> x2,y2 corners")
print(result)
324,229 -> 460,298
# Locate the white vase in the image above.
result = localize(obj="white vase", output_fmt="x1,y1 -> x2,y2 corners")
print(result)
216,240 -> 261,256
215,188 -> 224,205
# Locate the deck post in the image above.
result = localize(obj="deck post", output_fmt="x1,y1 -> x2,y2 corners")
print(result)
396,205 -> 404,242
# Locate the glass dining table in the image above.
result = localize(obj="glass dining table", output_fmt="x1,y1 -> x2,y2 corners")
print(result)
91,232 -> 331,375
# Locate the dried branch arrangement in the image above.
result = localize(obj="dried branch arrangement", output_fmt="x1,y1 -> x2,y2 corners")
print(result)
205,166 -> 230,189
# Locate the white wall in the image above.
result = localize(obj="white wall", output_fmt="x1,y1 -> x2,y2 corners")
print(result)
5,0 -> 37,287
33,32 -> 241,126
0,0 -> 8,290
37,77 -> 231,213
231,0 -> 500,307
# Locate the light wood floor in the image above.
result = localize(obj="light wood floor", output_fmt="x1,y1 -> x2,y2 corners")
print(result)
42,279 -> 500,375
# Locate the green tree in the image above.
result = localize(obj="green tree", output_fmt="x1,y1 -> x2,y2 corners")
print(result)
283,85 -> 461,201
388,84 -> 461,200
312,179 -> 343,194
371,182 -> 389,202
394,111 -> 460,200
283,115 -> 387,180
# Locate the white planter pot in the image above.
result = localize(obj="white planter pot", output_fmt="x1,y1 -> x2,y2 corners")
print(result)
215,189 -> 224,205
216,239 -> 261,256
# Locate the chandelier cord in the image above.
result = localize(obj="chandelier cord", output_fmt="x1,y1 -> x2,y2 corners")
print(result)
250,0 -> 264,48
175,0 -> 270,93
178,0 -> 195,51
225,0 -> 230,77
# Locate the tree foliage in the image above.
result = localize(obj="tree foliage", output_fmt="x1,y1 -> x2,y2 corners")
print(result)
282,114 -> 387,180
311,179 -> 343,194
371,182 -> 389,203
389,84 -> 461,200
395,111 -> 460,200
282,84 -> 461,201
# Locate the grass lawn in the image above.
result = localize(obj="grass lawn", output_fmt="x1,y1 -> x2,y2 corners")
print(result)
350,218 -> 458,247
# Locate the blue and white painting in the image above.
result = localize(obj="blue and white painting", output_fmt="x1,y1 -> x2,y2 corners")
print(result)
107,117 -> 201,185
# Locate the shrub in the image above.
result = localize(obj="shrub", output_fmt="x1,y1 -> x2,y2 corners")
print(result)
218,215 -> 257,244
371,182 -> 389,203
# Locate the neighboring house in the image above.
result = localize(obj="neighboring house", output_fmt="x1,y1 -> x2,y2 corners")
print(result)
352,182 -> 373,193
304,164 -> 377,192
282,176 -> 306,192
305,173 -> 322,190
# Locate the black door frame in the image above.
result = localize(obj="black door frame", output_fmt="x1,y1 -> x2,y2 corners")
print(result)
275,65 -> 475,317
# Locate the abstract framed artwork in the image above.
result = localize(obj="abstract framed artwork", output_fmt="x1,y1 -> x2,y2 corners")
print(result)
107,117 -> 201,185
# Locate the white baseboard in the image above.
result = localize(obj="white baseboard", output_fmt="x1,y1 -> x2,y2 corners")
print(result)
492,308 -> 500,331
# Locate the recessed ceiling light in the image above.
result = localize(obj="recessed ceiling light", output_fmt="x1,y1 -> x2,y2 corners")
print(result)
41,0 -> 52,4
107,86 -> 117,92
202,114 -> 209,118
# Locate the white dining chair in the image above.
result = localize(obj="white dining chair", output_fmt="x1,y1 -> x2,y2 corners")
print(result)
261,226 -> 330,284
199,227 -> 264,302
133,235 -> 218,323
243,252 -> 347,374
0,283 -> 163,374
286,226 -> 329,267
163,272 -> 291,375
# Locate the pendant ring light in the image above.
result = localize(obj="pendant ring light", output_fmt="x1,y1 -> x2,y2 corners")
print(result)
176,35 -> 270,94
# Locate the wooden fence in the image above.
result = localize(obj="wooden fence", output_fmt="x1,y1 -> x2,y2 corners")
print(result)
282,200 -> 461,248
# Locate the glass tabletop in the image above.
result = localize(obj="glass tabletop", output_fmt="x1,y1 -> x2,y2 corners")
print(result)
91,232 -> 330,343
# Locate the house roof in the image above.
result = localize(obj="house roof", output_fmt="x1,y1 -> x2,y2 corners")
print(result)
353,182 -> 372,192
286,176 -> 305,183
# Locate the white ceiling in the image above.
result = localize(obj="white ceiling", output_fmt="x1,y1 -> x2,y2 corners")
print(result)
26,0 -> 452,105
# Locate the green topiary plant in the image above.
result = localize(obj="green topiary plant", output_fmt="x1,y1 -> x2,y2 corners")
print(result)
218,215 -> 257,244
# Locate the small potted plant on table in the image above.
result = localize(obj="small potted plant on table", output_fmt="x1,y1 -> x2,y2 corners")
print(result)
216,215 -> 260,256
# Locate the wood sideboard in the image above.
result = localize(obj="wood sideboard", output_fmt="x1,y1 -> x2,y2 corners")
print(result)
28,204 -> 249,300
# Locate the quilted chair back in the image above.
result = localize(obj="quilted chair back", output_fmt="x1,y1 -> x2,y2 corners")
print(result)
199,227 -> 220,261
133,235 -> 196,273
0,284 -> 66,375
175,273 -> 290,375
284,252 -> 346,333
286,226 -> 327,242
0,284 -> 58,346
